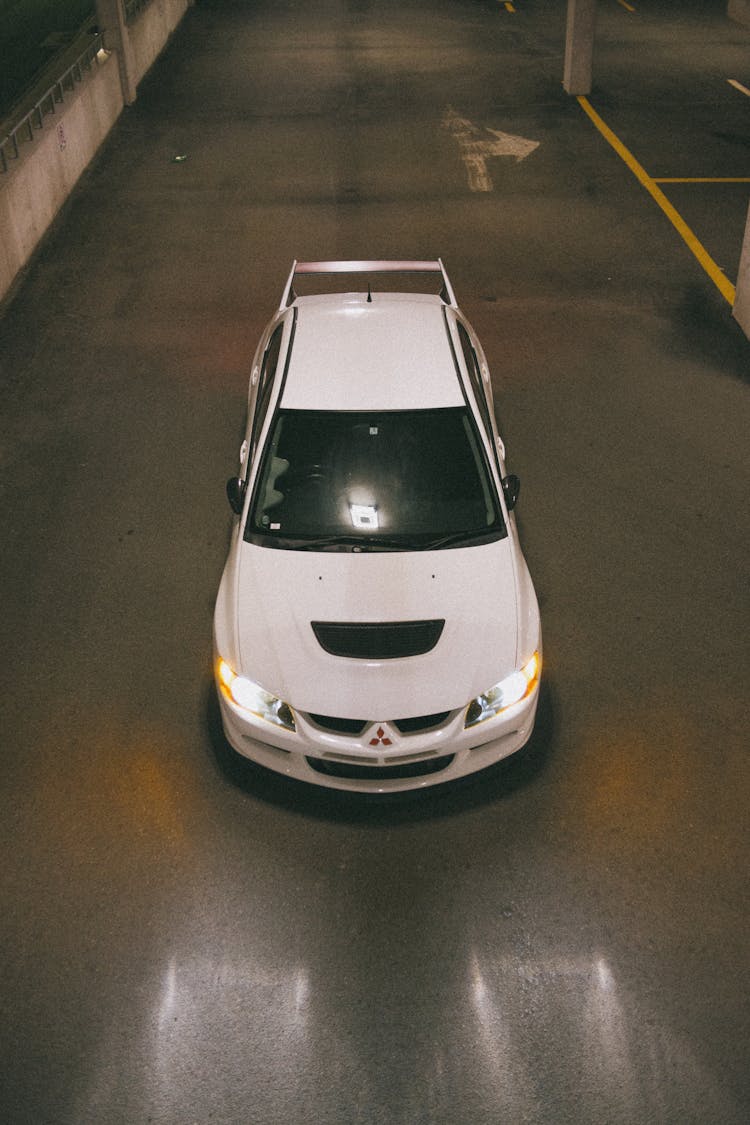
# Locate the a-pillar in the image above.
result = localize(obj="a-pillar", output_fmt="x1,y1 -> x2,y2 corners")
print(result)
732,201 -> 750,340
563,0 -> 597,96
95,0 -> 137,105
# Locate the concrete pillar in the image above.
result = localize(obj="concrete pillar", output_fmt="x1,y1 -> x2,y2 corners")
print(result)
95,0 -> 137,105
728,0 -> 750,27
732,201 -> 750,339
563,0 -> 597,96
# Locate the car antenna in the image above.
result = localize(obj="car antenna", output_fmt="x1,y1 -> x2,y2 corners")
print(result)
367,283 -> 372,303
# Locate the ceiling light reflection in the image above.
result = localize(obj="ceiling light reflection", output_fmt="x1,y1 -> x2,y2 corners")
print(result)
349,503 -> 379,530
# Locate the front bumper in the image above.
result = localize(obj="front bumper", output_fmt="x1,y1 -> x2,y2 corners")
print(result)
216,681 -> 540,793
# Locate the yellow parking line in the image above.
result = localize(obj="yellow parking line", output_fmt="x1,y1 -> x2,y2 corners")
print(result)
577,96 -> 736,305
654,177 -> 750,184
617,0 -> 635,12
504,2 -> 516,11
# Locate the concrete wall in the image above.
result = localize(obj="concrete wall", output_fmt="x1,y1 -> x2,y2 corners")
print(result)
0,55 -> 123,303
728,2 -> 750,335
0,1 -> 192,304
129,0 -> 192,88
728,0 -> 750,27
732,202 -> 750,337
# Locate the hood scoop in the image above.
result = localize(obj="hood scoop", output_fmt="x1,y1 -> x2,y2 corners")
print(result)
311,619 -> 445,660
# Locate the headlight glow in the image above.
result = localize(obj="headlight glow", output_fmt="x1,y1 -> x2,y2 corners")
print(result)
218,659 -> 296,732
465,651 -> 540,728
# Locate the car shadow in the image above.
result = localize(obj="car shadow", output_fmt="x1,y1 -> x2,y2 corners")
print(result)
205,677 -> 556,826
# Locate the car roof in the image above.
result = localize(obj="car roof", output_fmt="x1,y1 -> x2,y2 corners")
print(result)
279,292 -> 464,412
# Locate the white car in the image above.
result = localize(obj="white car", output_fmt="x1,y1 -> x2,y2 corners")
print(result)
213,260 -> 541,793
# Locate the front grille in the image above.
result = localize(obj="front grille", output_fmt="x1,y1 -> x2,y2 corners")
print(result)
311,619 -> 445,659
393,711 -> 451,734
306,755 -> 455,781
307,712 -> 451,736
308,714 -> 368,735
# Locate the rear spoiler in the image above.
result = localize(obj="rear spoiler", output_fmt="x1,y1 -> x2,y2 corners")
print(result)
280,259 -> 457,309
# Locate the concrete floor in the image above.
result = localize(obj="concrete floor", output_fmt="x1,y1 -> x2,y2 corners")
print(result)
0,1 -> 748,1122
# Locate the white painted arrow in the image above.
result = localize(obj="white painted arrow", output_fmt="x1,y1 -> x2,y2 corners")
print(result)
442,106 -> 540,192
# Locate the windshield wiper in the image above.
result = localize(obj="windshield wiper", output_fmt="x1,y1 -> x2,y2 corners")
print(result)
414,530 -> 494,551
291,532 -> 463,552
253,530 -> 499,552
287,534 -> 408,552
292,534 -> 367,551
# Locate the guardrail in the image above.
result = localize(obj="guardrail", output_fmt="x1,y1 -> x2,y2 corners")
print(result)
0,31 -> 106,174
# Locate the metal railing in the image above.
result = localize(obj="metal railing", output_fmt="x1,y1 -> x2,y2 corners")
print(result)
0,31 -> 106,174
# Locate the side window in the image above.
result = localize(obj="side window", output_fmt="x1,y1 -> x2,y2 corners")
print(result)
457,322 -> 494,440
249,324 -> 283,459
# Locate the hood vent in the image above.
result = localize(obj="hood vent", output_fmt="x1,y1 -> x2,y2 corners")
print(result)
311,619 -> 445,660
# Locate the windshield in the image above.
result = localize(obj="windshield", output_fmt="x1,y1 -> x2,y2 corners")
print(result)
244,407 -> 505,550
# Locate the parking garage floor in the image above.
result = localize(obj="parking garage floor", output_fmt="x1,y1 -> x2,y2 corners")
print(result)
1,1 -> 749,1122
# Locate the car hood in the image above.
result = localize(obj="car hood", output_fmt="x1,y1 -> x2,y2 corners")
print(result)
235,540 -> 519,720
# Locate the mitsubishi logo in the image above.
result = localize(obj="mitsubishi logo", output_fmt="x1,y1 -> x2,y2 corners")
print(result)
369,725 -> 393,747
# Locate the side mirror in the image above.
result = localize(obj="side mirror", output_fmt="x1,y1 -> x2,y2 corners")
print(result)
502,473 -> 520,512
226,477 -> 246,515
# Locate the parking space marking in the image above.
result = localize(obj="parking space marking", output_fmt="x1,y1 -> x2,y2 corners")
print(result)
617,0 -> 636,12
728,79 -> 750,97
654,177 -> 750,184
577,96 -> 736,305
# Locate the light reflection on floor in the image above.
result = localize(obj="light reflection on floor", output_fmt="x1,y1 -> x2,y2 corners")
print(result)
67,943 -> 742,1122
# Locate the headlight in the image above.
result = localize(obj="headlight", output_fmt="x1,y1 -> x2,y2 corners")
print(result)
464,651 -> 540,728
218,660 -> 296,732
